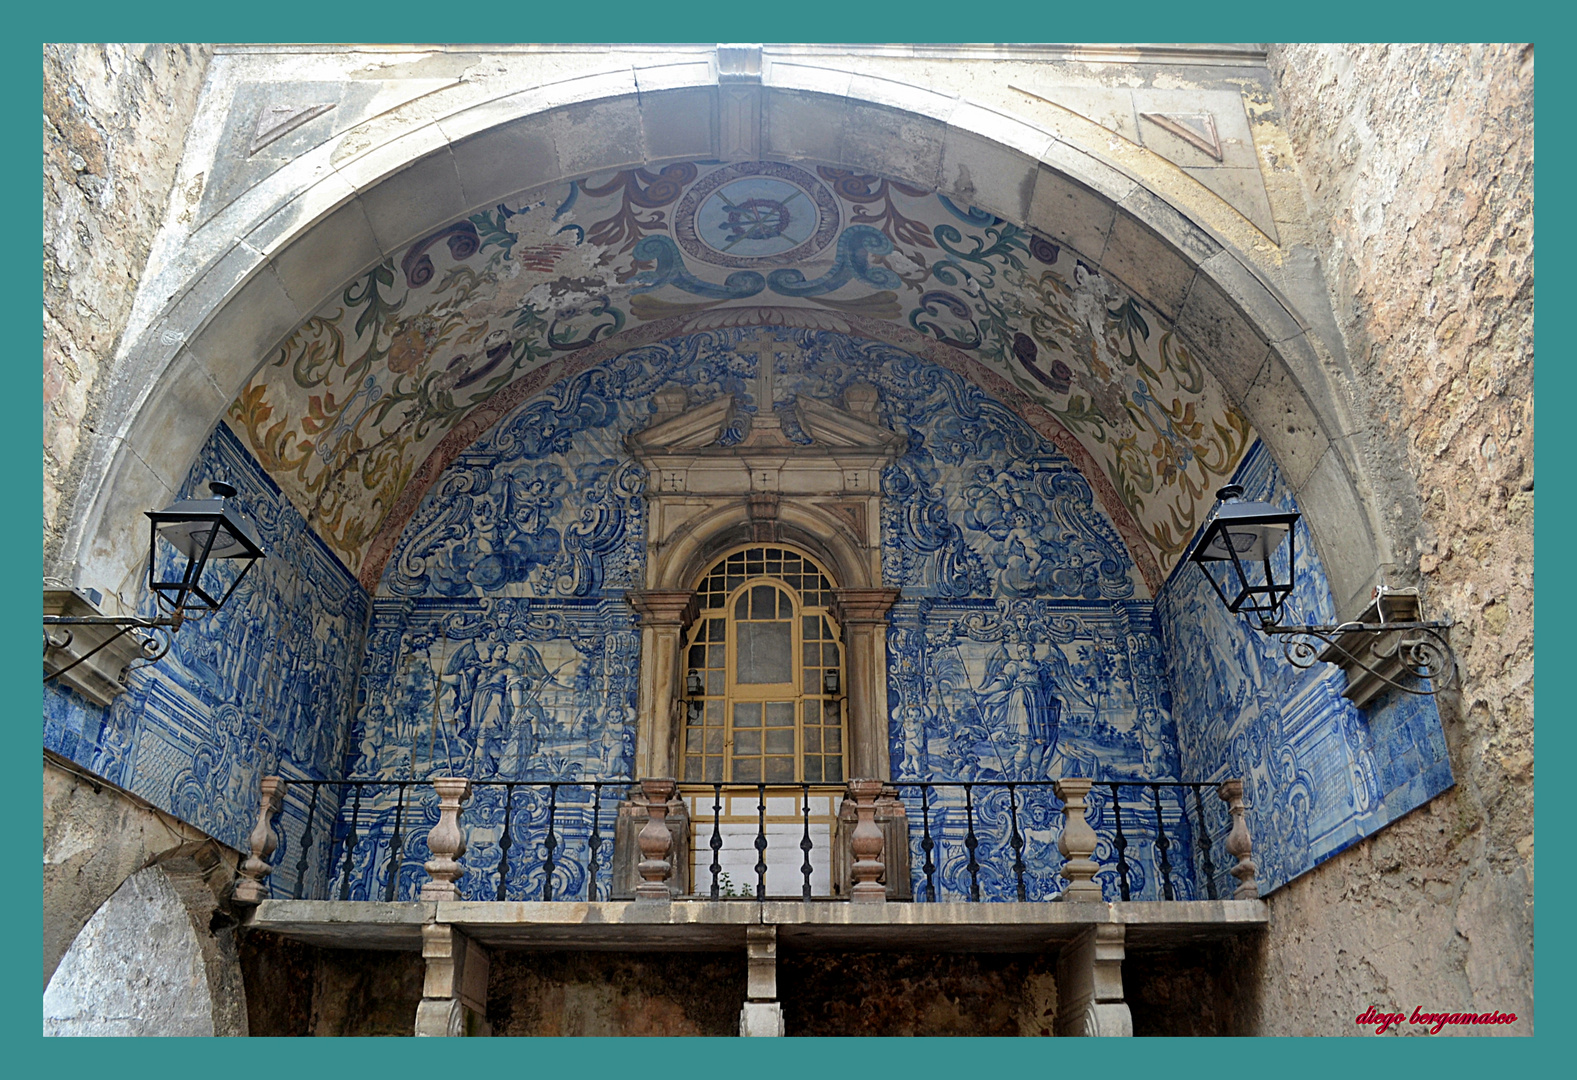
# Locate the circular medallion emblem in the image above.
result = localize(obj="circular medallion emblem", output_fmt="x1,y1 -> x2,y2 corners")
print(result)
675,162 -> 840,268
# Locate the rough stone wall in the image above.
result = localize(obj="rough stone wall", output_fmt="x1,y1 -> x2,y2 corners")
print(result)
43,752 -> 241,991
1260,43 -> 1534,1034
42,44 -> 212,564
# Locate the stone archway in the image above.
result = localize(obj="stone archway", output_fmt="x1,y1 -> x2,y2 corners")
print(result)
43,859 -> 247,1037
56,51 -> 1397,625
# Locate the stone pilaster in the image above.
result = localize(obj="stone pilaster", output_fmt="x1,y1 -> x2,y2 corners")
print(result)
414,924 -> 490,1037
1055,924 -> 1132,1037
625,590 -> 699,779
739,925 -> 785,1036
831,587 -> 901,780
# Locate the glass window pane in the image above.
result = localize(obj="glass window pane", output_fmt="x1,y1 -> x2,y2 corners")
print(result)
705,728 -> 724,754
804,758 -> 822,783
735,730 -> 761,755
805,727 -> 821,753
685,756 -> 702,781
765,702 -> 794,727
805,699 -> 821,725
765,757 -> 795,783
826,728 -> 841,753
735,758 -> 761,782
825,758 -> 842,782
765,728 -> 794,755
707,645 -> 724,669
689,644 -> 705,667
734,702 -> 761,727
803,616 -> 819,639
735,594 -> 748,619
706,671 -> 723,695
737,621 -> 792,683
706,699 -> 723,724
803,643 -> 819,668
705,757 -> 723,782
749,584 -> 775,618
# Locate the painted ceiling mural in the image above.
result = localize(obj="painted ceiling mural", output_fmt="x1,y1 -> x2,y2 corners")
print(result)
227,160 -> 1253,593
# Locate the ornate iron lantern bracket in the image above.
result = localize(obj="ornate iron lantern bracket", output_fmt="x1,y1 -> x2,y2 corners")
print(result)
44,481 -> 266,692
1191,486 -> 1455,704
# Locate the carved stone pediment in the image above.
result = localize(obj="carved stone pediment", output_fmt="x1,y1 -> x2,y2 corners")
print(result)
626,394 -> 735,454
626,381 -> 903,499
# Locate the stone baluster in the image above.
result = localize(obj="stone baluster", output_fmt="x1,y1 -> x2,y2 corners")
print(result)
636,778 -> 677,900
1218,779 -> 1260,899
1054,778 -> 1103,902
420,777 -> 473,901
847,778 -> 886,903
233,775 -> 287,905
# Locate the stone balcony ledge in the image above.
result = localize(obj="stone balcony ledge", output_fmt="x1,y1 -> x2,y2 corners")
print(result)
243,897 -> 1267,952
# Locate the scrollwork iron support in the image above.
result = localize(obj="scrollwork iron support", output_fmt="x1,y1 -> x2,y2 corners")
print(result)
1258,618 -> 1456,697
42,613 -> 182,686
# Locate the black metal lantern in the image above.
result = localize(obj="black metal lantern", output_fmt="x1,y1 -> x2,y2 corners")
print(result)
1188,484 -> 1300,625
685,669 -> 704,697
1188,483 -> 1457,700
145,481 -> 267,621
45,480 -> 267,689
822,669 -> 840,697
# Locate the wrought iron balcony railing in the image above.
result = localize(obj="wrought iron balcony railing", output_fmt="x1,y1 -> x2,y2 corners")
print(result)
231,774 -> 1258,907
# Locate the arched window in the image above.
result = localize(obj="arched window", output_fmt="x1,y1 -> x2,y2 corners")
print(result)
681,546 -> 845,785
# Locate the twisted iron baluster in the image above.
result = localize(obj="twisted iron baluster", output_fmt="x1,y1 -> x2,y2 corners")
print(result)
496,783 -> 515,901
587,783 -> 603,902
920,786 -> 937,902
293,784 -> 319,900
964,783 -> 980,902
799,782 -> 814,902
1152,783 -> 1174,901
709,783 -> 723,900
1192,784 -> 1217,901
1008,783 -> 1026,901
1110,783 -> 1131,901
383,782 -> 407,902
754,783 -> 768,901
339,782 -> 362,901
542,784 -> 559,901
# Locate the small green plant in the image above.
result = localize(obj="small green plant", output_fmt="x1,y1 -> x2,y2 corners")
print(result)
716,871 -> 751,898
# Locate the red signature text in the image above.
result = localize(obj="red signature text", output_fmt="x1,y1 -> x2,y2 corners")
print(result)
1356,1004 -> 1519,1034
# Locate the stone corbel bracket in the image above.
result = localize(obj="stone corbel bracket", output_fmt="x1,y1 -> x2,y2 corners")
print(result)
43,588 -> 152,705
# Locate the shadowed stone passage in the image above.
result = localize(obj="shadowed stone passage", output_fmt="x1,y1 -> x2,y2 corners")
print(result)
486,952 -> 745,1036
778,950 -> 1059,1036
238,931 -> 424,1036
44,866 -> 215,1036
